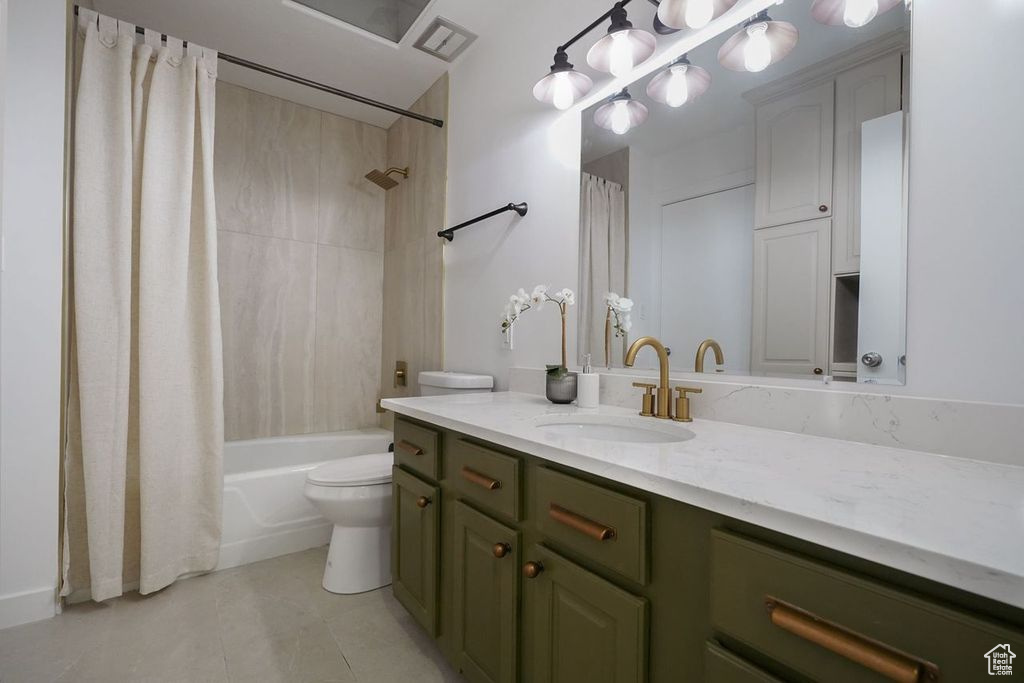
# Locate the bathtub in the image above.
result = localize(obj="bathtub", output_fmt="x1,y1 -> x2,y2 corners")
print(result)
218,428 -> 393,571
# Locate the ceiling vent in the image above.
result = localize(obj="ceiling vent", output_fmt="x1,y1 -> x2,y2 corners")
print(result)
413,17 -> 477,63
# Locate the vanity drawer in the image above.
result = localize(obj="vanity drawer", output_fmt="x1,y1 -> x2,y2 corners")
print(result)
710,530 -> 1024,682
531,466 -> 648,584
393,419 -> 440,480
446,439 -> 521,520
705,642 -> 783,683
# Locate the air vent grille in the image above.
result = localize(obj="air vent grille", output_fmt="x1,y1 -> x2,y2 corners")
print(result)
413,17 -> 477,63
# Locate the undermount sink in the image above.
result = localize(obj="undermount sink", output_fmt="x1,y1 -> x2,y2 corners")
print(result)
534,415 -> 695,444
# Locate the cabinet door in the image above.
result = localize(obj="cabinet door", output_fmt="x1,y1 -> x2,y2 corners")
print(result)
832,53 -> 903,274
523,545 -> 648,683
750,219 -> 831,376
392,466 -> 439,635
452,502 -> 520,683
755,81 -> 835,228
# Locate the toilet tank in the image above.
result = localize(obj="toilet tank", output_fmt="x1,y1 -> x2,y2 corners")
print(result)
418,371 -> 494,396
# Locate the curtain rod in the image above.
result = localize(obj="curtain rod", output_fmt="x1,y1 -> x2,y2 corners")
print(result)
72,6 -> 445,128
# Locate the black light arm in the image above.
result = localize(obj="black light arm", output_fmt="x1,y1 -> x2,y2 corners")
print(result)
557,0 -> 636,52
438,203 -> 528,242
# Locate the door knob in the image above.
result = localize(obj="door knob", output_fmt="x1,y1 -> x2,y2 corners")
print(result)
492,543 -> 511,559
819,204 -> 829,212
415,496 -> 431,508
861,352 -> 883,368
522,561 -> 544,578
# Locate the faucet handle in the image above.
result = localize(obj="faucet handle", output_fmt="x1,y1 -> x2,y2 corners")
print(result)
672,386 -> 702,423
631,382 -> 657,417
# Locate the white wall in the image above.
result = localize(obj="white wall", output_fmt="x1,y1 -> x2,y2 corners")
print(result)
446,0 -> 1024,405
0,0 -> 66,628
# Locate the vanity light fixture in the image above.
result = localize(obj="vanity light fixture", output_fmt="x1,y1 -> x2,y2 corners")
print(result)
533,49 -> 594,111
594,88 -> 649,135
657,0 -> 738,30
586,3 -> 657,78
810,0 -> 903,28
717,10 -> 798,73
646,54 -> 711,108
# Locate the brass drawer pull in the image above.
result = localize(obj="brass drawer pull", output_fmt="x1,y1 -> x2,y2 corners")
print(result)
549,504 -> 616,541
397,440 -> 424,456
415,496 -> 431,508
461,466 -> 501,491
523,561 -> 543,578
492,543 -> 511,559
765,597 -> 939,683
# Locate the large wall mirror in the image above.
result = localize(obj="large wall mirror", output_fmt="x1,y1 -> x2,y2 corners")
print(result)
578,0 -> 910,385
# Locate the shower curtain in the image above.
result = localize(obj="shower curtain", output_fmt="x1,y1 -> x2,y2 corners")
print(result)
579,172 -> 627,366
63,9 -> 224,602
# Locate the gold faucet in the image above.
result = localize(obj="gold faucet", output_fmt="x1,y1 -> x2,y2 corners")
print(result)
694,339 -> 724,374
624,336 -> 673,419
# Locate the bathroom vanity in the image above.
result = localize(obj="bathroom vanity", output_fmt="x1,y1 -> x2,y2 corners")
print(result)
382,392 -> 1024,683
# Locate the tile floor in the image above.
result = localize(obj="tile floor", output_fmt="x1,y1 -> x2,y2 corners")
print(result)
0,547 -> 461,683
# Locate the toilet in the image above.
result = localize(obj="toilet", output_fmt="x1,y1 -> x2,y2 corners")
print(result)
304,370 -> 493,594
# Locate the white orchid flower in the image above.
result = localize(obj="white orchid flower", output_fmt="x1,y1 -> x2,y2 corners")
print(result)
616,297 -> 634,312
531,284 -> 548,309
558,288 -> 576,306
620,313 -> 632,332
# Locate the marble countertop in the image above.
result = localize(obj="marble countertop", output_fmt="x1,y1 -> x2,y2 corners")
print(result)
381,391 -> 1024,609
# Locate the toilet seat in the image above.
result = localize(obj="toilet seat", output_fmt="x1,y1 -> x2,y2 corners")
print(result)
306,452 -> 392,487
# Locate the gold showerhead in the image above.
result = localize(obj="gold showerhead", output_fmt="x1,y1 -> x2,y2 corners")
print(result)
365,166 -> 409,190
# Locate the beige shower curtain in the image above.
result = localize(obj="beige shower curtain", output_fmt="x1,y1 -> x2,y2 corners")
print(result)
63,9 -> 223,602
579,172 -> 627,366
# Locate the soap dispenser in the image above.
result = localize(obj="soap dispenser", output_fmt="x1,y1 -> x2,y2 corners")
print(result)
578,354 -> 600,409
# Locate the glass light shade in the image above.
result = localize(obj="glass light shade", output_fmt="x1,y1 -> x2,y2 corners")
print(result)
533,68 -> 594,110
646,60 -> 711,108
717,15 -> 798,73
657,0 -> 739,30
587,28 -> 657,77
810,0 -> 904,27
594,92 -> 649,136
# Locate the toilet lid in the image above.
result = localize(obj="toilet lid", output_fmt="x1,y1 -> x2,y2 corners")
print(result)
307,453 -> 392,487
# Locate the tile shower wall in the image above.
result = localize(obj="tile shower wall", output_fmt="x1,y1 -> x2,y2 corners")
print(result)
215,82 -> 386,441
379,75 -> 448,408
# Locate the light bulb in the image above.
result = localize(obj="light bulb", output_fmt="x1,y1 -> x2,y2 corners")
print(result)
608,31 -> 634,78
843,0 -> 879,27
685,0 -> 714,28
551,72 -> 575,110
610,101 -> 632,135
665,65 -> 690,108
743,22 -> 772,72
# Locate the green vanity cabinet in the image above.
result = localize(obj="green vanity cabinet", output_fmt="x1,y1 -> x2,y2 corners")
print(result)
522,544 -> 648,683
390,416 -> 1024,683
451,501 -> 520,683
392,465 -> 440,635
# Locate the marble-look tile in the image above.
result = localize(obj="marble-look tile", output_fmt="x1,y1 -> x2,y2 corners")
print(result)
318,114 -> 387,252
380,238 -> 426,401
314,245 -> 384,432
0,549 -> 458,683
215,82 -> 320,243
327,591 -> 460,682
218,231 -> 317,440
508,366 -> 1024,466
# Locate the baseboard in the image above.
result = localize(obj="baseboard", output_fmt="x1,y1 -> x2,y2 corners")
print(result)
215,523 -> 332,572
0,586 -> 57,629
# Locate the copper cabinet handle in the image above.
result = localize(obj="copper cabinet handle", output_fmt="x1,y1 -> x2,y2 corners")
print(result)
415,496 -> 431,509
523,561 -> 543,578
492,543 -> 511,559
460,466 -> 501,491
397,440 -> 424,456
548,504 -> 616,541
765,597 -> 939,683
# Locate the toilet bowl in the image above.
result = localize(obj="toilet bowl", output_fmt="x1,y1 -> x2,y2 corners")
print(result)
304,453 -> 393,594
304,371 -> 493,594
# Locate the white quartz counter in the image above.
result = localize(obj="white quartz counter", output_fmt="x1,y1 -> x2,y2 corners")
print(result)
382,391 -> 1024,610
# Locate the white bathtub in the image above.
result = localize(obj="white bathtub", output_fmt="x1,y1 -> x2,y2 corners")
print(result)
218,428 -> 393,571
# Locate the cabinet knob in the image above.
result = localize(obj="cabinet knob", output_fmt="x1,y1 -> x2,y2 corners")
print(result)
813,368 -> 823,375
861,352 -> 883,368
492,543 -> 511,559
415,496 -> 431,508
522,561 -> 544,579
818,204 -> 829,212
